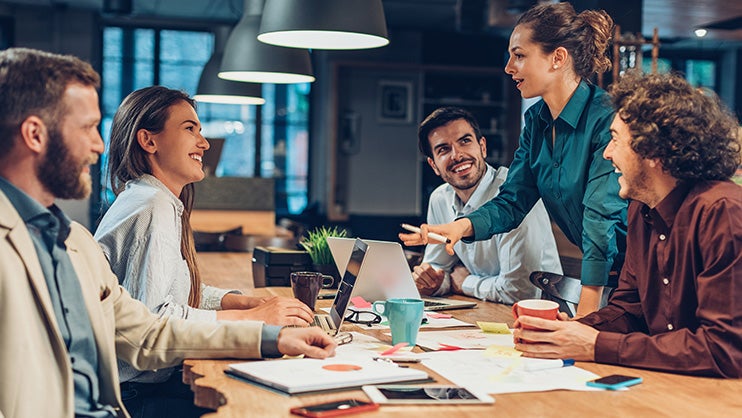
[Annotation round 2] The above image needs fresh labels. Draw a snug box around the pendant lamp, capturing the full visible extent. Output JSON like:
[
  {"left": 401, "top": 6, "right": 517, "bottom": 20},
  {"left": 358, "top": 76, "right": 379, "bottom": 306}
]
[
  {"left": 257, "top": 0, "right": 389, "bottom": 50},
  {"left": 219, "top": 0, "right": 315, "bottom": 84},
  {"left": 195, "top": 26, "right": 265, "bottom": 105}
]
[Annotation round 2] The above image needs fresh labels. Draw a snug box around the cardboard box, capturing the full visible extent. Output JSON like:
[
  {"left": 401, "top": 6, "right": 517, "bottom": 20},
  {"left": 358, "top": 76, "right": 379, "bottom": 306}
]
[{"left": 252, "top": 246, "right": 312, "bottom": 287}]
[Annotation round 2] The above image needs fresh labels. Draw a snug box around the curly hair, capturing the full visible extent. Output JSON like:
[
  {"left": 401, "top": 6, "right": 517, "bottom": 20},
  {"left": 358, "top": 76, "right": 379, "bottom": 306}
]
[
  {"left": 609, "top": 71, "right": 741, "bottom": 181},
  {"left": 517, "top": 2, "right": 613, "bottom": 79}
]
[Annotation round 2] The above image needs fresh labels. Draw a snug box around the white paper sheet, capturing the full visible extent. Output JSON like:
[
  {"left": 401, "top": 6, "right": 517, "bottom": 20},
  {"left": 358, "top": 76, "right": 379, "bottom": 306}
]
[
  {"left": 421, "top": 350, "right": 602, "bottom": 394},
  {"left": 413, "top": 329, "right": 515, "bottom": 350}
]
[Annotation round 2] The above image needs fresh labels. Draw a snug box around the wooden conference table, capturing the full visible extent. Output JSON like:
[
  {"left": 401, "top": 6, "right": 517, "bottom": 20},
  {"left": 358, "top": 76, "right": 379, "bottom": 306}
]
[{"left": 186, "top": 252, "right": 741, "bottom": 417}]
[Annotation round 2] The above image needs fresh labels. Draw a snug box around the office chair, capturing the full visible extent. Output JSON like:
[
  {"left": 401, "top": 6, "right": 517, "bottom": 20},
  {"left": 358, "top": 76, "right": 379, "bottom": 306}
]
[{"left": 529, "top": 271, "right": 614, "bottom": 318}]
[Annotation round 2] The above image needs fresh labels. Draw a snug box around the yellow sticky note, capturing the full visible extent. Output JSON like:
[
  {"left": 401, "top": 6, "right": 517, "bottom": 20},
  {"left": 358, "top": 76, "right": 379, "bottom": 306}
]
[
  {"left": 485, "top": 345, "right": 522, "bottom": 358},
  {"left": 477, "top": 321, "right": 511, "bottom": 334}
]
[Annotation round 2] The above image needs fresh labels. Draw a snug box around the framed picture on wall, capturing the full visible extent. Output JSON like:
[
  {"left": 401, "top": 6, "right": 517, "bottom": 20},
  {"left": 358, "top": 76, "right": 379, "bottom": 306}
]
[
  {"left": 377, "top": 80, "right": 413, "bottom": 124},
  {"left": 0, "top": 16, "right": 14, "bottom": 50}
]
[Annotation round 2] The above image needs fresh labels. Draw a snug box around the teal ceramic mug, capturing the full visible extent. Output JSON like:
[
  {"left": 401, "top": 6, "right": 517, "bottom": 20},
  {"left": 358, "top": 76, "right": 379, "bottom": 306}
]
[{"left": 372, "top": 298, "right": 425, "bottom": 345}]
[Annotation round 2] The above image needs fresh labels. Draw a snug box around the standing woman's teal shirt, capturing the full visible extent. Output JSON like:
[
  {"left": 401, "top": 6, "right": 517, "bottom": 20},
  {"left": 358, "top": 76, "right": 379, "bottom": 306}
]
[{"left": 466, "top": 80, "right": 627, "bottom": 287}]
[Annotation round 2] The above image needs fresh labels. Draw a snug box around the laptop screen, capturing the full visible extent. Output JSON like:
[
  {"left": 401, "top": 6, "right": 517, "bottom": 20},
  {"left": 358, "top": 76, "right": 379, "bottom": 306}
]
[{"left": 329, "top": 238, "right": 368, "bottom": 327}]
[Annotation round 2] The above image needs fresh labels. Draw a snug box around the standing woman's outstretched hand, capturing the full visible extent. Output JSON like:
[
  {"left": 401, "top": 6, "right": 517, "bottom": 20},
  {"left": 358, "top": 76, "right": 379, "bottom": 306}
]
[{"left": 398, "top": 218, "right": 474, "bottom": 256}]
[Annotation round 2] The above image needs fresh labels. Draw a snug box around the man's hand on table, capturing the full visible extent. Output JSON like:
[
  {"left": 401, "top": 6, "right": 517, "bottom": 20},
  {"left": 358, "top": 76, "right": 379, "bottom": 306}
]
[
  {"left": 513, "top": 314, "right": 598, "bottom": 361},
  {"left": 278, "top": 327, "right": 337, "bottom": 359},
  {"left": 450, "top": 264, "right": 470, "bottom": 295},
  {"left": 412, "top": 263, "right": 445, "bottom": 296}
]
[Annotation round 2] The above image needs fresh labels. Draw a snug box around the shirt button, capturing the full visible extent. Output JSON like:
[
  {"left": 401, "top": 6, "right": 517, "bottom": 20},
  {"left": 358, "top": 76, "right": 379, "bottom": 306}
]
[
  {"left": 554, "top": 193, "right": 561, "bottom": 199},
  {"left": 553, "top": 162, "right": 559, "bottom": 168},
  {"left": 662, "top": 278, "right": 669, "bottom": 285},
  {"left": 659, "top": 234, "right": 666, "bottom": 241},
  {"left": 667, "top": 324, "right": 674, "bottom": 330}
]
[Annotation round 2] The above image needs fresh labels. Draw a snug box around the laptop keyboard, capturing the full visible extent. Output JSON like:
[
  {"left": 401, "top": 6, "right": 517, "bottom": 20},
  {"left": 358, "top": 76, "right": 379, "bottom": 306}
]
[
  {"left": 312, "top": 316, "right": 323, "bottom": 327},
  {"left": 423, "top": 300, "right": 446, "bottom": 307},
  {"left": 313, "top": 314, "right": 335, "bottom": 333}
]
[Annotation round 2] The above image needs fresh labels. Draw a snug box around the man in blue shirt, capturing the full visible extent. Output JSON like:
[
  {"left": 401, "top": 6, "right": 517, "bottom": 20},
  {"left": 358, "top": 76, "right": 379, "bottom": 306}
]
[
  {"left": 0, "top": 47, "right": 336, "bottom": 418},
  {"left": 412, "top": 107, "right": 562, "bottom": 304}
]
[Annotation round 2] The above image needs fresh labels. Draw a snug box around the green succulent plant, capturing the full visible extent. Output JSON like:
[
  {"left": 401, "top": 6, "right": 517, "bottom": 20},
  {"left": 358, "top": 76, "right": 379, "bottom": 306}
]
[{"left": 299, "top": 226, "right": 348, "bottom": 265}]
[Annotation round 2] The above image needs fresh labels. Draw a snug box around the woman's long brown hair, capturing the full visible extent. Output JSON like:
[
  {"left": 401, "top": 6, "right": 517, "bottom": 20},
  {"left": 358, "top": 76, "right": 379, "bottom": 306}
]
[{"left": 107, "top": 86, "right": 202, "bottom": 307}]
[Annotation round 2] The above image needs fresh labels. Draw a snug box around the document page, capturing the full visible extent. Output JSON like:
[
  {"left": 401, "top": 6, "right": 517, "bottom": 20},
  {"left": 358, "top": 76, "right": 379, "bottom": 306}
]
[{"left": 421, "top": 349, "right": 602, "bottom": 394}]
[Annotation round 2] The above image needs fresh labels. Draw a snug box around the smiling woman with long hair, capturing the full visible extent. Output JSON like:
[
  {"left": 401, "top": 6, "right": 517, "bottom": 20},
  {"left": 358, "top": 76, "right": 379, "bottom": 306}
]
[{"left": 94, "top": 86, "right": 313, "bottom": 417}]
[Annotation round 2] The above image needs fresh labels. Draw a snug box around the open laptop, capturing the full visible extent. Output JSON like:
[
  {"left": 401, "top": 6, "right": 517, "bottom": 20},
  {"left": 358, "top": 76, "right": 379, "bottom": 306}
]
[
  {"left": 312, "top": 238, "right": 368, "bottom": 335},
  {"left": 327, "top": 237, "right": 477, "bottom": 311}
]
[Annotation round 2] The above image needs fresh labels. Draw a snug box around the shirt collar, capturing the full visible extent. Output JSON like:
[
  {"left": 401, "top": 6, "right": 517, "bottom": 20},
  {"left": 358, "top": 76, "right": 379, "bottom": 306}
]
[
  {"left": 538, "top": 79, "right": 592, "bottom": 129},
  {"left": 130, "top": 174, "right": 184, "bottom": 215},
  {"left": 640, "top": 182, "right": 692, "bottom": 233},
  {"left": 0, "top": 175, "right": 53, "bottom": 223},
  {"left": 0, "top": 175, "right": 72, "bottom": 242},
  {"left": 452, "top": 164, "right": 497, "bottom": 214}
]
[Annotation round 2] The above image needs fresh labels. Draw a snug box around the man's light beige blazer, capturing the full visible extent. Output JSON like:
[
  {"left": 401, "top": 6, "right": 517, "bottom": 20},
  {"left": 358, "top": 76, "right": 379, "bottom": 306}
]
[{"left": 0, "top": 189, "right": 264, "bottom": 418}]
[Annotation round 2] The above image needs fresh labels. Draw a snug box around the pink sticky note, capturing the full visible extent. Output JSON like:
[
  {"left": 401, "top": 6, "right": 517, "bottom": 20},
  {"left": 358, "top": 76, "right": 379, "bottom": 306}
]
[
  {"left": 350, "top": 296, "right": 372, "bottom": 308},
  {"left": 381, "top": 342, "right": 409, "bottom": 356},
  {"left": 427, "top": 312, "right": 452, "bottom": 319}
]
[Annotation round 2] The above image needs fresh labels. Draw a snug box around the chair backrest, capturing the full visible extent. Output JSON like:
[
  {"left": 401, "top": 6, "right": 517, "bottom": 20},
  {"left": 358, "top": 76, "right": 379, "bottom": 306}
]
[
  {"left": 530, "top": 272, "right": 581, "bottom": 317},
  {"left": 530, "top": 271, "right": 615, "bottom": 318}
]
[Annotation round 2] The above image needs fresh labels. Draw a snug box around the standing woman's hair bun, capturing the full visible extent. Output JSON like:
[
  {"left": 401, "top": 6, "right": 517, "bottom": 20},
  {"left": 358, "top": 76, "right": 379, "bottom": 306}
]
[
  {"left": 517, "top": 2, "right": 613, "bottom": 80},
  {"left": 578, "top": 9, "right": 613, "bottom": 76}
]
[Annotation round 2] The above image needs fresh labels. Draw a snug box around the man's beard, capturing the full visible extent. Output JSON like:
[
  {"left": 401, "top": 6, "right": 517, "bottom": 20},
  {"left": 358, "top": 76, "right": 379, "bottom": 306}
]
[
  {"left": 441, "top": 157, "right": 485, "bottom": 191},
  {"left": 37, "top": 128, "right": 94, "bottom": 200}
]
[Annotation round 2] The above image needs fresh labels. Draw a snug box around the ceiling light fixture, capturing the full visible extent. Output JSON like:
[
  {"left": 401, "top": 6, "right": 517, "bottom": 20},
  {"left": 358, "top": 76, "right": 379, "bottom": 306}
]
[
  {"left": 257, "top": 0, "right": 389, "bottom": 50},
  {"left": 195, "top": 26, "right": 265, "bottom": 105},
  {"left": 694, "top": 28, "right": 708, "bottom": 37},
  {"left": 219, "top": 0, "right": 315, "bottom": 84}
]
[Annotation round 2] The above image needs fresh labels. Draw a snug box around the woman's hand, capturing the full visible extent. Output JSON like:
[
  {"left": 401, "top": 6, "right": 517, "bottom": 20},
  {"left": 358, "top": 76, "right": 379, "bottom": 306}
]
[
  {"left": 398, "top": 218, "right": 473, "bottom": 256},
  {"left": 217, "top": 296, "right": 314, "bottom": 326}
]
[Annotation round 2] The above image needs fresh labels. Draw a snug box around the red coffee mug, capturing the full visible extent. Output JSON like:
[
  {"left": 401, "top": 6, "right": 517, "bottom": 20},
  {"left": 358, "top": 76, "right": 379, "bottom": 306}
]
[{"left": 512, "top": 299, "right": 559, "bottom": 331}]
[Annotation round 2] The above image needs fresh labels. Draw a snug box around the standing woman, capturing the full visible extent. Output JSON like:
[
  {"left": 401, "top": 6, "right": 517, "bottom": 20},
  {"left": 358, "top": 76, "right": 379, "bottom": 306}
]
[
  {"left": 401, "top": 2, "right": 627, "bottom": 316},
  {"left": 95, "top": 86, "right": 312, "bottom": 417}
]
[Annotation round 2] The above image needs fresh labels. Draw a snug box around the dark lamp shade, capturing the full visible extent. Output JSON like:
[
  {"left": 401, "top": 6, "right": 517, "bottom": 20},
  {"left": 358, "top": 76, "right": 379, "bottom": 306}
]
[
  {"left": 195, "top": 52, "right": 265, "bottom": 105},
  {"left": 219, "top": 14, "right": 315, "bottom": 84},
  {"left": 257, "top": 0, "right": 389, "bottom": 50}
]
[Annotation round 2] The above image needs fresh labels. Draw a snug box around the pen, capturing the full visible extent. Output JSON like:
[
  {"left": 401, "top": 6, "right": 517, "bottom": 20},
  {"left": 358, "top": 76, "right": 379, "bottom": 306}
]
[
  {"left": 400, "top": 223, "right": 451, "bottom": 244},
  {"left": 372, "top": 357, "right": 422, "bottom": 363},
  {"left": 523, "top": 358, "right": 575, "bottom": 372}
]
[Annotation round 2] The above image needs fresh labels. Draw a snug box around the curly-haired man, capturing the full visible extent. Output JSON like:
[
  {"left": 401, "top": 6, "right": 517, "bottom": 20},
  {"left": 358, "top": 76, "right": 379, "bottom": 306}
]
[{"left": 512, "top": 71, "right": 741, "bottom": 378}]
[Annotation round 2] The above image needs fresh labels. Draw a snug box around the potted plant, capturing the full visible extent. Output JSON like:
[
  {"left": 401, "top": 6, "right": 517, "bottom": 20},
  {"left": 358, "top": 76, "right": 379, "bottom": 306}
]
[{"left": 300, "top": 226, "right": 348, "bottom": 288}]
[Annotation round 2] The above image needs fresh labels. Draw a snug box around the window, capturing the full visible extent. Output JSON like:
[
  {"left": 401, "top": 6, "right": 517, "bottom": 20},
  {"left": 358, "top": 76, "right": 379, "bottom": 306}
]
[
  {"left": 98, "top": 25, "right": 310, "bottom": 219},
  {"left": 642, "top": 56, "right": 716, "bottom": 91}
]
